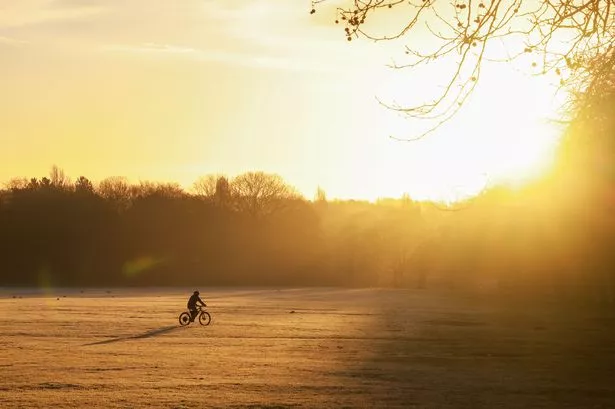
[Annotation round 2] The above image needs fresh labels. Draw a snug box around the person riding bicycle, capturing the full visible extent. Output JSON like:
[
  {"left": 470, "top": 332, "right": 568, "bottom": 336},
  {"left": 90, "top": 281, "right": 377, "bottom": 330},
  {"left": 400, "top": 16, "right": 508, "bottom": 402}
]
[{"left": 187, "top": 290, "right": 206, "bottom": 322}]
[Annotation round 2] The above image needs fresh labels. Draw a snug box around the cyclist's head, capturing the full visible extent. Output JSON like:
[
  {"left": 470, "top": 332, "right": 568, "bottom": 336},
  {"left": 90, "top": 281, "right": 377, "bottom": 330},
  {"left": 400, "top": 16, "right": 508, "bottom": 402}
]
[{"left": 193, "top": 290, "right": 199, "bottom": 295}]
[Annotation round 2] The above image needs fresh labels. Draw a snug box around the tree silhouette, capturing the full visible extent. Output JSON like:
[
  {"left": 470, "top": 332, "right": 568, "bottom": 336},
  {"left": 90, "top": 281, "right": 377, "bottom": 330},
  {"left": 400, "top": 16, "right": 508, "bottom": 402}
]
[
  {"left": 98, "top": 176, "right": 132, "bottom": 211},
  {"left": 74, "top": 176, "right": 95, "bottom": 195},
  {"left": 552, "top": 47, "right": 615, "bottom": 305},
  {"left": 214, "top": 176, "right": 232, "bottom": 208},
  {"left": 50, "top": 165, "right": 71, "bottom": 189},
  {"left": 1, "top": 163, "right": 615, "bottom": 304},
  {"left": 230, "top": 172, "right": 302, "bottom": 218},
  {"left": 314, "top": 186, "right": 328, "bottom": 203},
  {"left": 193, "top": 174, "right": 226, "bottom": 199}
]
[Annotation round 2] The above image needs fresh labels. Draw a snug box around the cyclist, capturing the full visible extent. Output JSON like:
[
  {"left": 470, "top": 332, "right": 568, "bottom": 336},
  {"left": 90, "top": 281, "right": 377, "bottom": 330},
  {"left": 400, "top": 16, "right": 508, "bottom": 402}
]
[{"left": 187, "top": 290, "right": 206, "bottom": 322}]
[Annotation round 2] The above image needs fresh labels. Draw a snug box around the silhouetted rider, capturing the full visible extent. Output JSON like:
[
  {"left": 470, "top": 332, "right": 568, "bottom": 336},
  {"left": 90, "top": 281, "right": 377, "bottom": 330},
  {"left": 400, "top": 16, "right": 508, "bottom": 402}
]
[{"left": 188, "top": 290, "right": 206, "bottom": 322}]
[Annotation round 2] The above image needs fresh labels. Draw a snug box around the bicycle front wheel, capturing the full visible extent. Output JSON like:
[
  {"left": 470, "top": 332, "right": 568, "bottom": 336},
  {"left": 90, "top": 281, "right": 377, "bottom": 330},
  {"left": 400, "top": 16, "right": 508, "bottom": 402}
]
[{"left": 199, "top": 311, "right": 211, "bottom": 326}]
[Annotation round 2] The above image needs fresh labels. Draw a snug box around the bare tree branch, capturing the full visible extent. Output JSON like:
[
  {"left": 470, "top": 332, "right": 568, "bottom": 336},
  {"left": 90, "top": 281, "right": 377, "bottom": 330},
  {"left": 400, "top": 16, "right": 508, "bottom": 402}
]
[{"left": 312, "top": 0, "right": 615, "bottom": 139}]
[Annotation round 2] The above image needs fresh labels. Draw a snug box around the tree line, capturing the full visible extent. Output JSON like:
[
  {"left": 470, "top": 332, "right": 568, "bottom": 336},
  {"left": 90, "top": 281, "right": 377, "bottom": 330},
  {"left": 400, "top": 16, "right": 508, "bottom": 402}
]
[{"left": 0, "top": 158, "right": 613, "bottom": 309}]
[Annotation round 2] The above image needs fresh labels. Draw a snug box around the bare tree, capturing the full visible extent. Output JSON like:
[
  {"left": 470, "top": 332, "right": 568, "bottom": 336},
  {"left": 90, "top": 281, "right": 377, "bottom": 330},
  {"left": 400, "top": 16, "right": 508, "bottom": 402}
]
[
  {"left": 98, "top": 176, "right": 132, "bottom": 210},
  {"left": 132, "top": 181, "right": 185, "bottom": 198},
  {"left": 74, "top": 176, "right": 95, "bottom": 195},
  {"left": 230, "top": 172, "right": 302, "bottom": 217},
  {"left": 193, "top": 174, "right": 227, "bottom": 199},
  {"left": 312, "top": 0, "right": 615, "bottom": 138},
  {"left": 3, "top": 178, "right": 29, "bottom": 191},
  {"left": 314, "top": 186, "right": 328, "bottom": 203},
  {"left": 49, "top": 165, "right": 71, "bottom": 190},
  {"left": 567, "top": 47, "right": 615, "bottom": 129}
]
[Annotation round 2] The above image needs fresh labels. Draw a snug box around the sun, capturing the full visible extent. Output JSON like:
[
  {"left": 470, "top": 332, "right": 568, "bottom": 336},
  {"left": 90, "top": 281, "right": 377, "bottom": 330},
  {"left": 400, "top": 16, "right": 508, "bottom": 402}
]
[{"left": 335, "top": 60, "right": 565, "bottom": 203}]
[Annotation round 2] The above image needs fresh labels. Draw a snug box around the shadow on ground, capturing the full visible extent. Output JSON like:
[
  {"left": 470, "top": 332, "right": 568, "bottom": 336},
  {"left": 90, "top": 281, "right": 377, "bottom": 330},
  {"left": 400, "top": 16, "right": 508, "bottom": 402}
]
[{"left": 84, "top": 325, "right": 181, "bottom": 346}]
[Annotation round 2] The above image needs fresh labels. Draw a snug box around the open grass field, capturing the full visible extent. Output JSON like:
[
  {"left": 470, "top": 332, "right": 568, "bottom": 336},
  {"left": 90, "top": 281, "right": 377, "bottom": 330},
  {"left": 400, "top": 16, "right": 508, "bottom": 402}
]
[{"left": 1, "top": 287, "right": 614, "bottom": 408}]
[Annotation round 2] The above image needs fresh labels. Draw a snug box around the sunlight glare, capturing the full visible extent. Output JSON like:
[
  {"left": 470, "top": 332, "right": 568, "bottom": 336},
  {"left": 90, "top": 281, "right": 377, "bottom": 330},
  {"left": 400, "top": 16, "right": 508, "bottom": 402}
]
[{"left": 348, "top": 59, "right": 565, "bottom": 202}]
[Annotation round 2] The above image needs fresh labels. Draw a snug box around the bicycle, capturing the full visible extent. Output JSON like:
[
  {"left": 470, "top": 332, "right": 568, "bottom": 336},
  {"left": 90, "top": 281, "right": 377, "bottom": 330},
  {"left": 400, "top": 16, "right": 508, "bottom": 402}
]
[{"left": 178, "top": 305, "right": 211, "bottom": 326}]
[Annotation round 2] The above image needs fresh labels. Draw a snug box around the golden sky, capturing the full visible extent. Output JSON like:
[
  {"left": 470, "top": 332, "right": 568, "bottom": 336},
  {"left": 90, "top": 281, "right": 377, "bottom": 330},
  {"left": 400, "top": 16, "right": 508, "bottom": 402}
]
[{"left": 0, "top": 0, "right": 566, "bottom": 201}]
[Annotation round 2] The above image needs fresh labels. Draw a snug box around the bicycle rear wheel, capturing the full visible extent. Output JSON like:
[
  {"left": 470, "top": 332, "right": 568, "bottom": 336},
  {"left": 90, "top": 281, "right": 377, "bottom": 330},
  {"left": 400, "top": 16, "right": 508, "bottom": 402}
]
[
  {"left": 198, "top": 311, "right": 211, "bottom": 326},
  {"left": 179, "top": 312, "right": 191, "bottom": 326}
]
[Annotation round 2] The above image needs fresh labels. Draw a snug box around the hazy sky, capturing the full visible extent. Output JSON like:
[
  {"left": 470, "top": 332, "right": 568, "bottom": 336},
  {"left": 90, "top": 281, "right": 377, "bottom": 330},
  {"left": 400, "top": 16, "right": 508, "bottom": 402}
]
[{"left": 0, "top": 0, "right": 565, "bottom": 201}]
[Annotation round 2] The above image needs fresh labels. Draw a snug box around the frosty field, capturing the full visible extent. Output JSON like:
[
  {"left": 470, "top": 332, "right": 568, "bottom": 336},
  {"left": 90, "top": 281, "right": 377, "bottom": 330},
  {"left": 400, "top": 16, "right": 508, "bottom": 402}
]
[{"left": 1, "top": 288, "right": 613, "bottom": 408}]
